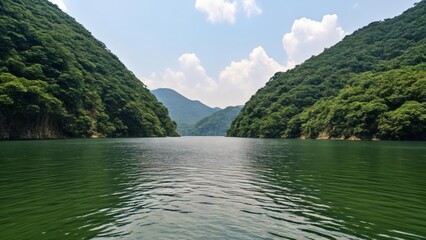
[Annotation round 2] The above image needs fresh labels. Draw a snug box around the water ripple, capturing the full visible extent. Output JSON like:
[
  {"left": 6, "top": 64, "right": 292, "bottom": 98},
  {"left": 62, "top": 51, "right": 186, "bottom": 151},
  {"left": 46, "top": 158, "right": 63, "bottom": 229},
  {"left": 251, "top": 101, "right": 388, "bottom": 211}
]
[{"left": 0, "top": 138, "right": 425, "bottom": 239}]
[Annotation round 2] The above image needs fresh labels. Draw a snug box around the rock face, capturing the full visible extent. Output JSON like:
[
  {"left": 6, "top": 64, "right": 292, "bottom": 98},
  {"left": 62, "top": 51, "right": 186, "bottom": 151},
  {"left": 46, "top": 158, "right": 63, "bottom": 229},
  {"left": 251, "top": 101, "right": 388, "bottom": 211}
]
[
  {"left": 0, "top": 0, "right": 177, "bottom": 139},
  {"left": 228, "top": 2, "right": 426, "bottom": 140}
]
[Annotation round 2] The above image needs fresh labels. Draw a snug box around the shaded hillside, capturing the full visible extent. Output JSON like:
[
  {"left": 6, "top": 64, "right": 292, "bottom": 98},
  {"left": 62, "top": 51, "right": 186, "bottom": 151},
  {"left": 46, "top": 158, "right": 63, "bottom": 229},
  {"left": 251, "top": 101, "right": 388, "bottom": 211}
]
[
  {"left": 152, "top": 88, "right": 220, "bottom": 135},
  {"left": 190, "top": 106, "right": 243, "bottom": 136},
  {"left": 228, "top": 1, "right": 426, "bottom": 140},
  {"left": 0, "top": 0, "right": 177, "bottom": 139}
]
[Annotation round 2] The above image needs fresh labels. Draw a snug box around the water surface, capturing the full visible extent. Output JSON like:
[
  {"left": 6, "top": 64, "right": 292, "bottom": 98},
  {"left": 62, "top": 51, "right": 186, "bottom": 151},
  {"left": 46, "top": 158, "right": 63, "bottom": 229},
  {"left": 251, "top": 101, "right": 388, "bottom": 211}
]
[{"left": 0, "top": 137, "right": 425, "bottom": 239}]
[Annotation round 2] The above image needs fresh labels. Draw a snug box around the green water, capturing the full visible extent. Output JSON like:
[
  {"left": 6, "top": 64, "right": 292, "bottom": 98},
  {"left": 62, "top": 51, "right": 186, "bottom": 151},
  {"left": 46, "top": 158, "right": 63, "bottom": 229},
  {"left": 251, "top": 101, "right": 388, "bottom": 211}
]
[{"left": 0, "top": 137, "right": 425, "bottom": 239}]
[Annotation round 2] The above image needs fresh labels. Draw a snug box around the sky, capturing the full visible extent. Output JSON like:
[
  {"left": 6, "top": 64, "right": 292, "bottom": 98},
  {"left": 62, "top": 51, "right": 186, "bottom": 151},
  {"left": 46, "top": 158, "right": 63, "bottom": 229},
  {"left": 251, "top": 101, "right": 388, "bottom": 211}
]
[{"left": 48, "top": 0, "right": 418, "bottom": 108}]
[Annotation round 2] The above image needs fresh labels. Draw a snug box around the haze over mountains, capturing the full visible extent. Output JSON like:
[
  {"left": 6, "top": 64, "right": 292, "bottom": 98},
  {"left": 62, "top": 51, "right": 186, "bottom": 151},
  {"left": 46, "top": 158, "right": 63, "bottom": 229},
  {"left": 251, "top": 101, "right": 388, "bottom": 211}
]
[
  {"left": 190, "top": 106, "right": 243, "bottom": 136},
  {"left": 151, "top": 88, "right": 219, "bottom": 135},
  {"left": 152, "top": 88, "right": 242, "bottom": 136},
  {"left": 0, "top": 0, "right": 424, "bottom": 141}
]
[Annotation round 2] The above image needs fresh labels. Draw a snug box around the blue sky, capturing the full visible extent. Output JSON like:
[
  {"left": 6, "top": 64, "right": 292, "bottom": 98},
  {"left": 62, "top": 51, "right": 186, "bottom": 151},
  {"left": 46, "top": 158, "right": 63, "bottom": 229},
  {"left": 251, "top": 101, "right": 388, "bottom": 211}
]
[{"left": 49, "top": 0, "right": 418, "bottom": 108}]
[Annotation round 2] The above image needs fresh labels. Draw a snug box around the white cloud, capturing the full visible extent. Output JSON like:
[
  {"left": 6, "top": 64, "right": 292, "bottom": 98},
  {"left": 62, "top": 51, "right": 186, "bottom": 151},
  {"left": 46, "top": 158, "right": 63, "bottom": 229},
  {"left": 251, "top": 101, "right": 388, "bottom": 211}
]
[
  {"left": 282, "top": 14, "right": 345, "bottom": 68},
  {"left": 195, "top": 0, "right": 237, "bottom": 23},
  {"left": 195, "top": 0, "right": 261, "bottom": 23},
  {"left": 217, "top": 46, "right": 286, "bottom": 106},
  {"left": 240, "top": 0, "right": 262, "bottom": 17},
  {"left": 145, "top": 14, "right": 346, "bottom": 107},
  {"left": 177, "top": 53, "right": 218, "bottom": 91},
  {"left": 142, "top": 53, "right": 218, "bottom": 106},
  {"left": 143, "top": 47, "right": 285, "bottom": 108},
  {"left": 48, "top": 0, "right": 67, "bottom": 12}
]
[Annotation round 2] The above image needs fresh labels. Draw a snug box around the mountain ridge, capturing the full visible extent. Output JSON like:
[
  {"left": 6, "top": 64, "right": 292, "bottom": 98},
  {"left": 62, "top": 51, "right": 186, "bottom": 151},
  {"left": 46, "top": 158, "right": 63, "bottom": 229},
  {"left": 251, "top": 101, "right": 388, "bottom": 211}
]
[
  {"left": 0, "top": 0, "right": 177, "bottom": 139},
  {"left": 190, "top": 105, "right": 243, "bottom": 136},
  {"left": 227, "top": 1, "right": 426, "bottom": 140},
  {"left": 151, "top": 88, "right": 220, "bottom": 135}
]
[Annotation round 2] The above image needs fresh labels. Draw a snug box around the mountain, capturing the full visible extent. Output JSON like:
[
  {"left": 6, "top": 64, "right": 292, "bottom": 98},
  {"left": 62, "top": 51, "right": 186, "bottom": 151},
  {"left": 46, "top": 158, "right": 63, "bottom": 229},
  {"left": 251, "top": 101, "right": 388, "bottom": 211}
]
[
  {"left": 228, "top": 2, "right": 426, "bottom": 140},
  {"left": 190, "top": 106, "right": 243, "bottom": 136},
  {"left": 0, "top": 0, "right": 178, "bottom": 139},
  {"left": 151, "top": 88, "right": 220, "bottom": 135}
]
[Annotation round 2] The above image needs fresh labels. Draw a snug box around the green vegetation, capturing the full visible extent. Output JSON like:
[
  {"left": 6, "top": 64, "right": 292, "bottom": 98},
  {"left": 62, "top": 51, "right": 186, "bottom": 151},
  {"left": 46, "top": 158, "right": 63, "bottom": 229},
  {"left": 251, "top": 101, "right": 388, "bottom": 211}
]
[
  {"left": 0, "top": 0, "right": 177, "bottom": 139},
  {"left": 228, "top": 1, "right": 426, "bottom": 140},
  {"left": 151, "top": 89, "right": 242, "bottom": 136},
  {"left": 152, "top": 88, "right": 219, "bottom": 135},
  {"left": 190, "top": 106, "right": 243, "bottom": 136}
]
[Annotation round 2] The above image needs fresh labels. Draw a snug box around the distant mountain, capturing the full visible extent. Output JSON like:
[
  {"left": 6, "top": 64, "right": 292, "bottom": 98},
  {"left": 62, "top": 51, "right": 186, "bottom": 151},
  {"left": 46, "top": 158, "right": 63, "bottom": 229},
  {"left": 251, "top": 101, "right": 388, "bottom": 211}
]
[
  {"left": 0, "top": 0, "right": 177, "bottom": 139},
  {"left": 190, "top": 106, "right": 243, "bottom": 136},
  {"left": 228, "top": 1, "right": 426, "bottom": 140},
  {"left": 152, "top": 88, "right": 220, "bottom": 135}
]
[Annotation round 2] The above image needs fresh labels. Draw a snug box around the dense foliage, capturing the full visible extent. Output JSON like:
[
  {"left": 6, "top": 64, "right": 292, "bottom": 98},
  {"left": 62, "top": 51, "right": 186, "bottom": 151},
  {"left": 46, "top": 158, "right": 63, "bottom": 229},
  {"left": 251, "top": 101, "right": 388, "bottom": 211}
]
[
  {"left": 0, "top": 0, "right": 177, "bottom": 139},
  {"left": 152, "top": 88, "right": 219, "bottom": 135},
  {"left": 190, "top": 106, "right": 243, "bottom": 136},
  {"left": 228, "top": 1, "right": 426, "bottom": 140}
]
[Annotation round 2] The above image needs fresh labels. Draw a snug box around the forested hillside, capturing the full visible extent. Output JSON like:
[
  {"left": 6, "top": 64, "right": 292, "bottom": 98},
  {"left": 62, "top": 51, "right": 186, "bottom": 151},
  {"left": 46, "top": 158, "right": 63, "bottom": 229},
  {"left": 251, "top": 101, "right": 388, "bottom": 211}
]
[
  {"left": 228, "top": 1, "right": 426, "bottom": 140},
  {"left": 0, "top": 0, "right": 177, "bottom": 139},
  {"left": 152, "top": 88, "right": 219, "bottom": 135},
  {"left": 190, "top": 106, "right": 243, "bottom": 136}
]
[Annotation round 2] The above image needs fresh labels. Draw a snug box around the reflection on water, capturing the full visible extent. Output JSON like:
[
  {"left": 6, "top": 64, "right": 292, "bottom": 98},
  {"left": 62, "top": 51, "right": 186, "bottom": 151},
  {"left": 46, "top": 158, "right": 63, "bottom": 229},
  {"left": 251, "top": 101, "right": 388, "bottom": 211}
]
[{"left": 0, "top": 137, "right": 425, "bottom": 239}]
